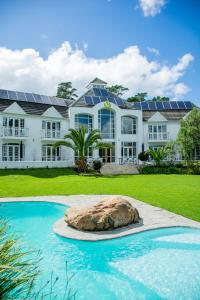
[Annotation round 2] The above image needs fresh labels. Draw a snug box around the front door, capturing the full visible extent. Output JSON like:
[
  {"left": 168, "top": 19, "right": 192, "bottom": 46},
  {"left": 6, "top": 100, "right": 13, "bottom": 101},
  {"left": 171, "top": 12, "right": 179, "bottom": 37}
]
[
  {"left": 8, "top": 145, "right": 20, "bottom": 161},
  {"left": 99, "top": 148, "right": 112, "bottom": 163}
]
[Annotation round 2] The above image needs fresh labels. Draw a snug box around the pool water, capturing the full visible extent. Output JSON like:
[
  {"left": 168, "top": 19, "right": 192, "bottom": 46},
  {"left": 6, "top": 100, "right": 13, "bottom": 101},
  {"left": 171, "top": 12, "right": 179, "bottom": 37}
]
[{"left": 1, "top": 201, "right": 200, "bottom": 300}]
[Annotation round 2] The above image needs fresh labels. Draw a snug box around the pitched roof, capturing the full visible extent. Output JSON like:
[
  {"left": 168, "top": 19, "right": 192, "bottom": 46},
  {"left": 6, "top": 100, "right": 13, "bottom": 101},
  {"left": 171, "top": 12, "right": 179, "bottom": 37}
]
[
  {"left": 71, "top": 86, "right": 128, "bottom": 108},
  {"left": 86, "top": 78, "right": 107, "bottom": 89},
  {"left": 0, "top": 88, "right": 72, "bottom": 107},
  {"left": 0, "top": 99, "right": 68, "bottom": 118},
  {"left": 142, "top": 110, "right": 190, "bottom": 121}
]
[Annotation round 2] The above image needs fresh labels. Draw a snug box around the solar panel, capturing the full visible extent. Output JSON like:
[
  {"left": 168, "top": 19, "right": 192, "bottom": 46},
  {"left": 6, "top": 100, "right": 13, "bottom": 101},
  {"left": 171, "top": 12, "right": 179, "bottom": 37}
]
[
  {"left": 25, "top": 93, "right": 35, "bottom": 103},
  {"left": 54, "top": 96, "right": 65, "bottom": 106},
  {"left": 7, "top": 90, "right": 18, "bottom": 101},
  {"left": 148, "top": 102, "right": 157, "bottom": 110},
  {"left": 133, "top": 102, "right": 141, "bottom": 110},
  {"left": 92, "top": 96, "right": 100, "bottom": 105},
  {"left": 177, "top": 101, "right": 186, "bottom": 109},
  {"left": 16, "top": 92, "right": 27, "bottom": 102},
  {"left": 116, "top": 98, "right": 124, "bottom": 106},
  {"left": 107, "top": 97, "right": 117, "bottom": 105},
  {"left": 85, "top": 96, "right": 94, "bottom": 105},
  {"left": 141, "top": 102, "right": 149, "bottom": 110},
  {"left": 32, "top": 93, "right": 43, "bottom": 103},
  {"left": 93, "top": 88, "right": 101, "bottom": 97},
  {"left": 155, "top": 102, "right": 164, "bottom": 110},
  {"left": 170, "top": 101, "right": 179, "bottom": 109},
  {"left": 100, "top": 89, "right": 109, "bottom": 97},
  {"left": 0, "top": 89, "right": 9, "bottom": 99},
  {"left": 184, "top": 101, "right": 194, "bottom": 109},
  {"left": 163, "top": 102, "right": 171, "bottom": 110}
]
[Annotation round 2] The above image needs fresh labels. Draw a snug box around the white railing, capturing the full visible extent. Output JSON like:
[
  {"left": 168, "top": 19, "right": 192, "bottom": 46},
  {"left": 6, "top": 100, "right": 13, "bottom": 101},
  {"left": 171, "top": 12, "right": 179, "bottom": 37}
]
[
  {"left": 2, "top": 157, "right": 24, "bottom": 162},
  {"left": 42, "top": 156, "right": 61, "bottom": 161},
  {"left": 41, "top": 129, "right": 64, "bottom": 139},
  {"left": 148, "top": 132, "right": 169, "bottom": 141},
  {"left": 1, "top": 127, "right": 29, "bottom": 138}
]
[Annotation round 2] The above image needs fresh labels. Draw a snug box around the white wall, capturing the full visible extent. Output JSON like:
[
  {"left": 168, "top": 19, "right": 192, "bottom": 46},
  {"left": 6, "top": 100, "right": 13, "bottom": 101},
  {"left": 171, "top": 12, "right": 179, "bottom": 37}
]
[
  {"left": 69, "top": 102, "right": 143, "bottom": 164},
  {"left": 0, "top": 105, "right": 72, "bottom": 168},
  {"left": 0, "top": 101, "right": 183, "bottom": 168}
]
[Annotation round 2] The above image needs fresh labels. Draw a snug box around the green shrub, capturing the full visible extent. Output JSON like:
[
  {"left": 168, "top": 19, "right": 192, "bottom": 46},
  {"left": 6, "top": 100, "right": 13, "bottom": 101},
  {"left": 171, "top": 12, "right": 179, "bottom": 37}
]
[
  {"left": 187, "top": 162, "right": 200, "bottom": 175},
  {"left": 138, "top": 151, "right": 149, "bottom": 162},
  {"left": 138, "top": 165, "right": 187, "bottom": 174},
  {"left": 93, "top": 160, "right": 102, "bottom": 171}
]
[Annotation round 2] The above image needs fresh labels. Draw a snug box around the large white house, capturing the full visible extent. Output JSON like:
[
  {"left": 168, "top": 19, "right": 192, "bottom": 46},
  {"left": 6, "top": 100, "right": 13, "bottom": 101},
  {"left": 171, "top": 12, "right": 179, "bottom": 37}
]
[{"left": 0, "top": 78, "right": 198, "bottom": 169}]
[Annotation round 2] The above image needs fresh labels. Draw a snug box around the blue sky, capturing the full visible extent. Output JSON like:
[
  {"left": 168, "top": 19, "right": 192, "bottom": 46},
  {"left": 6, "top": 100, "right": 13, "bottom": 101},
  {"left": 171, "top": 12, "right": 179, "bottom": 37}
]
[{"left": 0, "top": 0, "right": 199, "bottom": 103}]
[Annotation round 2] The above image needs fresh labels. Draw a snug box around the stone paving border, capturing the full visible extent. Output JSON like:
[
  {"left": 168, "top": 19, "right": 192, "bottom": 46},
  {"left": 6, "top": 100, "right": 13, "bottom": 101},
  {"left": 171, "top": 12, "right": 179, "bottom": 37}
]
[{"left": 0, "top": 195, "right": 200, "bottom": 241}]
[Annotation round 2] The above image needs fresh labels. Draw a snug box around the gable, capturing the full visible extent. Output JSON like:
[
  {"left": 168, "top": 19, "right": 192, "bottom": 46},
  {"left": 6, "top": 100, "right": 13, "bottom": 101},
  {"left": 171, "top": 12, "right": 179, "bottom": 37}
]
[
  {"left": 42, "top": 106, "right": 63, "bottom": 118},
  {"left": 148, "top": 112, "right": 167, "bottom": 122},
  {"left": 3, "top": 102, "right": 26, "bottom": 115}
]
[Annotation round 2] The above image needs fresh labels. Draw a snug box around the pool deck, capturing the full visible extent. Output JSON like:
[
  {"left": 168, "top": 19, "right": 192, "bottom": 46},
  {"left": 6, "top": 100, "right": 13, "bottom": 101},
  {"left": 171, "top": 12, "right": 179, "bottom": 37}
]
[{"left": 0, "top": 195, "right": 200, "bottom": 241}]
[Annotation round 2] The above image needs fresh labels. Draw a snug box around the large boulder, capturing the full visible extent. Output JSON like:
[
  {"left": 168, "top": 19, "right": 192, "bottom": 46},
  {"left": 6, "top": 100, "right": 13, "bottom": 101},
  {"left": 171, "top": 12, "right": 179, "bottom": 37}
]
[{"left": 65, "top": 197, "right": 140, "bottom": 231}]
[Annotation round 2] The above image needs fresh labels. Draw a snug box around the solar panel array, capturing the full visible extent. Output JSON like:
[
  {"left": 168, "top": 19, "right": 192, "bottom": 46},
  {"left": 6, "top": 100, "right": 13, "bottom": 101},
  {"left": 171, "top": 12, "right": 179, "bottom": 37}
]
[
  {"left": 83, "top": 88, "right": 126, "bottom": 107},
  {"left": 130, "top": 101, "right": 195, "bottom": 111},
  {"left": 0, "top": 89, "right": 67, "bottom": 107}
]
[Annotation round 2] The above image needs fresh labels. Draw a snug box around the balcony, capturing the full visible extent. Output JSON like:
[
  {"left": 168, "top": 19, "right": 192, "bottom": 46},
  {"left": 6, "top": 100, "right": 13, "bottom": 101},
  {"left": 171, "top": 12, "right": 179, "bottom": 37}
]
[
  {"left": 1, "top": 127, "right": 29, "bottom": 138},
  {"left": 148, "top": 132, "right": 170, "bottom": 141},
  {"left": 41, "top": 130, "right": 64, "bottom": 140},
  {"left": 42, "top": 156, "right": 61, "bottom": 161}
]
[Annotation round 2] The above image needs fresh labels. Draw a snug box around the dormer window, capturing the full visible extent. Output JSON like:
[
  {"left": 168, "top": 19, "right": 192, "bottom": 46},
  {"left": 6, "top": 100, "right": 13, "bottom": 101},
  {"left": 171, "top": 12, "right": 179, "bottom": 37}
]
[{"left": 86, "top": 78, "right": 107, "bottom": 90}]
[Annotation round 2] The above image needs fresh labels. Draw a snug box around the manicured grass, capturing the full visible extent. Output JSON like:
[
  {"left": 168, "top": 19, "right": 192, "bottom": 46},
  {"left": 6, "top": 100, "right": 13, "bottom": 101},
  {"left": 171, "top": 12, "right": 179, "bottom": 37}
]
[{"left": 0, "top": 168, "right": 200, "bottom": 222}]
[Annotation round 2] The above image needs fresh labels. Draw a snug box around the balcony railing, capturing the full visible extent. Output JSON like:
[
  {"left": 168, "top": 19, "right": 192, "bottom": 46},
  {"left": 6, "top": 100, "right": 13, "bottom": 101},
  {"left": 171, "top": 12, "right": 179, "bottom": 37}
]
[
  {"left": 41, "top": 129, "right": 64, "bottom": 139},
  {"left": 42, "top": 156, "right": 61, "bottom": 161},
  {"left": 148, "top": 132, "right": 169, "bottom": 141},
  {"left": 1, "top": 127, "right": 29, "bottom": 138}
]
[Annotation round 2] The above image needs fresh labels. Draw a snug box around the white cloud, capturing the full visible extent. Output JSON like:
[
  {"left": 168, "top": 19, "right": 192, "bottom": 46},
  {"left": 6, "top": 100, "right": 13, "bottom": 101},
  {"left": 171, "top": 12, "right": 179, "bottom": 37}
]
[
  {"left": 147, "top": 47, "right": 160, "bottom": 56},
  {"left": 0, "top": 42, "right": 193, "bottom": 99},
  {"left": 139, "top": 0, "right": 166, "bottom": 17}
]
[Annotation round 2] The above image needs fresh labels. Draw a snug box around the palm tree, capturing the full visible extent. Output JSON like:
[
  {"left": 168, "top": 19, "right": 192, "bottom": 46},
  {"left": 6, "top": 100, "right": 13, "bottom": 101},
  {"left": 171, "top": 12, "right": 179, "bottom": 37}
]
[
  {"left": 54, "top": 126, "right": 111, "bottom": 172},
  {"left": 148, "top": 147, "right": 167, "bottom": 166},
  {"left": 56, "top": 82, "right": 78, "bottom": 101}
]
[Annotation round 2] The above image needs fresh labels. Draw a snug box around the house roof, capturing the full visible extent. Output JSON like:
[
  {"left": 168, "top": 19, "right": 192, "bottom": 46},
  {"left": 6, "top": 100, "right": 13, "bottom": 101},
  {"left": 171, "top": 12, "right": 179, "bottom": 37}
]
[
  {"left": 0, "top": 88, "right": 72, "bottom": 107},
  {"left": 142, "top": 110, "right": 190, "bottom": 121},
  {"left": 71, "top": 86, "right": 129, "bottom": 108},
  {"left": 0, "top": 99, "right": 68, "bottom": 118},
  {"left": 86, "top": 78, "right": 107, "bottom": 88}
]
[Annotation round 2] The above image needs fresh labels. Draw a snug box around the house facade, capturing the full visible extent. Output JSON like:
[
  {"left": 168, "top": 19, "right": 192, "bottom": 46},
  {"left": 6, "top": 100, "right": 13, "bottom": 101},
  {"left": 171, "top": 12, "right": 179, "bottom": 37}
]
[{"left": 0, "top": 78, "right": 198, "bottom": 169}]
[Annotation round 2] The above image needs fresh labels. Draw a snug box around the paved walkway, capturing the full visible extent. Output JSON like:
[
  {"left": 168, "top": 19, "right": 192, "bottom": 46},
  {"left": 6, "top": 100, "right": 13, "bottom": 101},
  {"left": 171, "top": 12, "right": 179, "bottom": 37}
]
[{"left": 0, "top": 195, "right": 200, "bottom": 241}]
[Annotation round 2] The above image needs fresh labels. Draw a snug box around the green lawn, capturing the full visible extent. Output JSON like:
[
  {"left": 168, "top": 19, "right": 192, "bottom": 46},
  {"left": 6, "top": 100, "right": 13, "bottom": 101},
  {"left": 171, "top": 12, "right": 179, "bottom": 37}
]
[{"left": 0, "top": 168, "right": 199, "bottom": 222}]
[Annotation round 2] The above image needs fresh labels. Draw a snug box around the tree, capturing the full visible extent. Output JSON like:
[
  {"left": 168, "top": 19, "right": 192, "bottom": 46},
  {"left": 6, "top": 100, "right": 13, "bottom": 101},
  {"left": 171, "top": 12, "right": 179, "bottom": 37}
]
[
  {"left": 107, "top": 85, "right": 129, "bottom": 97},
  {"left": 152, "top": 96, "right": 170, "bottom": 101},
  {"left": 165, "top": 141, "right": 179, "bottom": 163},
  {"left": 54, "top": 126, "right": 111, "bottom": 172},
  {"left": 127, "top": 92, "right": 148, "bottom": 102},
  {"left": 56, "top": 82, "right": 78, "bottom": 101},
  {"left": 148, "top": 147, "right": 167, "bottom": 166},
  {"left": 177, "top": 108, "right": 200, "bottom": 163}
]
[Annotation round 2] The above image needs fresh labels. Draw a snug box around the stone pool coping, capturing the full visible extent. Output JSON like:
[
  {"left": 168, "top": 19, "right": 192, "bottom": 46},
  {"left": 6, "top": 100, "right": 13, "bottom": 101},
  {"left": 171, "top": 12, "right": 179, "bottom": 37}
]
[{"left": 0, "top": 195, "right": 200, "bottom": 241}]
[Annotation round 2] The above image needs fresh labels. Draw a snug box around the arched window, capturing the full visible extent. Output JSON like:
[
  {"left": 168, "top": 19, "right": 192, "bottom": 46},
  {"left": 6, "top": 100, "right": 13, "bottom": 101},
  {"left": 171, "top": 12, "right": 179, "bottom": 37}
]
[
  {"left": 75, "top": 114, "right": 93, "bottom": 133},
  {"left": 121, "top": 116, "right": 136, "bottom": 134},
  {"left": 98, "top": 109, "right": 115, "bottom": 139}
]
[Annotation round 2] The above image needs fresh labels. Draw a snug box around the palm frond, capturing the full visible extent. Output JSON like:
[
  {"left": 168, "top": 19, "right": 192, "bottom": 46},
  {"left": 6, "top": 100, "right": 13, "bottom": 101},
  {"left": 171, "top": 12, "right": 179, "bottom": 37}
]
[{"left": 53, "top": 141, "right": 75, "bottom": 151}]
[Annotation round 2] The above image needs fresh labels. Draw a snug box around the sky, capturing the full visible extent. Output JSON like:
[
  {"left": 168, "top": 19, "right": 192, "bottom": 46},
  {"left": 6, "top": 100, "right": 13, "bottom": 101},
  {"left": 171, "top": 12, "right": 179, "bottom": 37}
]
[{"left": 0, "top": 0, "right": 199, "bottom": 103}]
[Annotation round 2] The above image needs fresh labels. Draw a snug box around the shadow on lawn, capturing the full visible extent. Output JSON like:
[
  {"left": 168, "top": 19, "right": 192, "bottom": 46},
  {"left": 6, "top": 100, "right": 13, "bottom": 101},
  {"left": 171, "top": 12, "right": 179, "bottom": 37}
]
[
  {"left": 0, "top": 168, "right": 136, "bottom": 179},
  {"left": 0, "top": 168, "right": 77, "bottom": 178}
]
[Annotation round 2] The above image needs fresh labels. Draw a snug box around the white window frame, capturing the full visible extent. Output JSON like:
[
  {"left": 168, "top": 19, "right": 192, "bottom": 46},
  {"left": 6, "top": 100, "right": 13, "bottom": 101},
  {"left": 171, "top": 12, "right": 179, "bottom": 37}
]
[
  {"left": 121, "top": 116, "right": 137, "bottom": 134},
  {"left": 98, "top": 109, "right": 115, "bottom": 139},
  {"left": 74, "top": 114, "right": 93, "bottom": 133}
]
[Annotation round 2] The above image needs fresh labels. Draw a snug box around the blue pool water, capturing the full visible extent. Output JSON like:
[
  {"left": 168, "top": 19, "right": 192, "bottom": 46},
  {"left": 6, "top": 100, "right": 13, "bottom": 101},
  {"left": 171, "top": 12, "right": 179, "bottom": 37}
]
[{"left": 1, "top": 201, "right": 200, "bottom": 300}]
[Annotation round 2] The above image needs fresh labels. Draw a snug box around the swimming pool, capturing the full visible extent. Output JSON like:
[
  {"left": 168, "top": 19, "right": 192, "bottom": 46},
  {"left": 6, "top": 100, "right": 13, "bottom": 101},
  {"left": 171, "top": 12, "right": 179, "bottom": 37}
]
[{"left": 1, "top": 201, "right": 200, "bottom": 300}]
